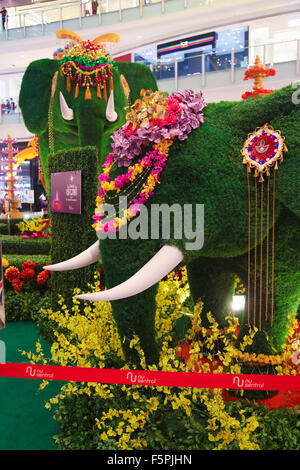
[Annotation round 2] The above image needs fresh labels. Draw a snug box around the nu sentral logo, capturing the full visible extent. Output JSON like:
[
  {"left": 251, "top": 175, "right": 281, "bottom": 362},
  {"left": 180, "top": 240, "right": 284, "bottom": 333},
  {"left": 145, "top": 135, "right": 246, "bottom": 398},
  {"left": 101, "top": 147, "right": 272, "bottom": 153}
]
[
  {"left": 25, "top": 366, "right": 54, "bottom": 380},
  {"left": 126, "top": 371, "right": 156, "bottom": 385},
  {"left": 98, "top": 197, "right": 204, "bottom": 251},
  {"left": 233, "top": 376, "right": 264, "bottom": 389}
]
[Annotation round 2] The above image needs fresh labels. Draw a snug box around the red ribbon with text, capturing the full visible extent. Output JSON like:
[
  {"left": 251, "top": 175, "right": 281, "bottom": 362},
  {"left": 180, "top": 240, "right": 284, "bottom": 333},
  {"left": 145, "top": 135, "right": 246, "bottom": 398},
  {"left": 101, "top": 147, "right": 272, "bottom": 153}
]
[{"left": 0, "top": 363, "right": 299, "bottom": 391}]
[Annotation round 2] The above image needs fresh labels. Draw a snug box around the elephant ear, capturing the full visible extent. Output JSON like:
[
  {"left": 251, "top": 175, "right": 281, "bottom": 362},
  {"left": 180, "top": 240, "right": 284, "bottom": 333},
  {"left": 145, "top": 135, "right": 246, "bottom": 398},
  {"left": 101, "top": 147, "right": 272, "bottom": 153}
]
[
  {"left": 116, "top": 62, "right": 158, "bottom": 103},
  {"left": 19, "top": 58, "right": 59, "bottom": 134}
]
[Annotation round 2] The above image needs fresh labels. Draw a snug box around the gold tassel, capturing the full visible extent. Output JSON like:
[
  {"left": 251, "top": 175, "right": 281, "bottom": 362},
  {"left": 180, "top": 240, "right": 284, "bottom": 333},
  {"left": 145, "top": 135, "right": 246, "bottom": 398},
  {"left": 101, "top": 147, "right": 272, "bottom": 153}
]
[
  {"left": 103, "top": 84, "right": 107, "bottom": 102},
  {"left": 74, "top": 83, "right": 79, "bottom": 99},
  {"left": 85, "top": 85, "right": 92, "bottom": 100},
  {"left": 110, "top": 76, "right": 113, "bottom": 92},
  {"left": 274, "top": 160, "right": 278, "bottom": 170},
  {"left": 67, "top": 75, "right": 71, "bottom": 93},
  {"left": 97, "top": 84, "right": 102, "bottom": 99},
  {"left": 60, "top": 66, "right": 64, "bottom": 77},
  {"left": 259, "top": 172, "right": 264, "bottom": 183}
]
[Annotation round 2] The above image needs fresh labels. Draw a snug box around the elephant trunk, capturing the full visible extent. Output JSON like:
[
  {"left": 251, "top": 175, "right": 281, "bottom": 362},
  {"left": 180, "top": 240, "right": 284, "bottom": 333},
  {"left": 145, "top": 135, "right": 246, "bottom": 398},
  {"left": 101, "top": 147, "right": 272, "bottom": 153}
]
[{"left": 76, "top": 244, "right": 184, "bottom": 302}]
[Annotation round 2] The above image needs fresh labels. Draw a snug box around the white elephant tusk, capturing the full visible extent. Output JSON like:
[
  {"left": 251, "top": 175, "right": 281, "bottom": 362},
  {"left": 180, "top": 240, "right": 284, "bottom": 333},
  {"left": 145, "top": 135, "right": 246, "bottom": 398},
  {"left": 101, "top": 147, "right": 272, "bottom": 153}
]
[
  {"left": 76, "top": 244, "right": 184, "bottom": 302},
  {"left": 43, "top": 240, "right": 100, "bottom": 271},
  {"left": 105, "top": 90, "right": 118, "bottom": 122},
  {"left": 59, "top": 91, "right": 74, "bottom": 120}
]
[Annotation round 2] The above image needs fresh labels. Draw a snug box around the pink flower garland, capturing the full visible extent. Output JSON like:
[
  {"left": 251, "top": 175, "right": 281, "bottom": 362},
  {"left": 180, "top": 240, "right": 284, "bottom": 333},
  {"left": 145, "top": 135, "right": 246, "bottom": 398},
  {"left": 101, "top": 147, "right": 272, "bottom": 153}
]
[{"left": 93, "top": 144, "right": 169, "bottom": 233}]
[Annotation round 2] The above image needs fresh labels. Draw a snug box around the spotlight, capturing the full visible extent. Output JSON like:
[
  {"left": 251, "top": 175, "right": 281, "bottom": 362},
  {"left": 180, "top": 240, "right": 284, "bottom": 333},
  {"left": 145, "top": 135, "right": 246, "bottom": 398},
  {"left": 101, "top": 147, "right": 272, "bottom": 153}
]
[{"left": 231, "top": 295, "right": 245, "bottom": 312}]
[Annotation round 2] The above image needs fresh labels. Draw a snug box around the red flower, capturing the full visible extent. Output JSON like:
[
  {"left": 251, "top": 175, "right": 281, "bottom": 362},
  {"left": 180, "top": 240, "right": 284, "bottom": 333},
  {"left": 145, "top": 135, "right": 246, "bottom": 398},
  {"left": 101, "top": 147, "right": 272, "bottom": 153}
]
[
  {"left": 21, "top": 268, "right": 35, "bottom": 280},
  {"left": 166, "top": 97, "right": 181, "bottom": 114},
  {"left": 37, "top": 271, "right": 49, "bottom": 285},
  {"left": 44, "top": 264, "right": 52, "bottom": 274},
  {"left": 22, "top": 261, "right": 36, "bottom": 270},
  {"left": 161, "top": 114, "right": 177, "bottom": 126},
  {"left": 5, "top": 266, "right": 20, "bottom": 282},
  {"left": 12, "top": 279, "right": 23, "bottom": 292}
]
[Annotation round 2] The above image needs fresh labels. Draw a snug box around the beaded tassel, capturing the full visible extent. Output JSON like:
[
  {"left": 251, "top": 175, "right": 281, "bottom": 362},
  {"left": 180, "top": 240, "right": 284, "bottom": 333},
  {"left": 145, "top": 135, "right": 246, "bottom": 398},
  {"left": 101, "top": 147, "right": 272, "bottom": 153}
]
[{"left": 85, "top": 85, "right": 92, "bottom": 100}]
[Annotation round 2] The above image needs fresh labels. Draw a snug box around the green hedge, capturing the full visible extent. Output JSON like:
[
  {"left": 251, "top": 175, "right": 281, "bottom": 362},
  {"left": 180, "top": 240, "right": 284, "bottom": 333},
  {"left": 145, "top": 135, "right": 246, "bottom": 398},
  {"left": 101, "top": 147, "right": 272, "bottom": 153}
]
[
  {"left": 4, "top": 290, "right": 51, "bottom": 322},
  {"left": 48, "top": 146, "right": 100, "bottom": 311},
  {"left": 0, "top": 218, "right": 24, "bottom": 235},
  {"left": 1, "top": 235, "right": 50, "bottom": 255},
  {"left": 52, "top": 391, "right": 300, "bottom": 450},
  {"left": 5, "top": 254, "right": 50, "bottom": 271}
]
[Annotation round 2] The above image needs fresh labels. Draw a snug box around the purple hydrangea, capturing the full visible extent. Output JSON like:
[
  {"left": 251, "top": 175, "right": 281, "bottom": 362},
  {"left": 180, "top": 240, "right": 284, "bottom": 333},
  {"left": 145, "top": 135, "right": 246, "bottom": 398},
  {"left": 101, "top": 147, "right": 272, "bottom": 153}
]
[{"left": 111, "top": 89, "right": 206, "bottom": 167}]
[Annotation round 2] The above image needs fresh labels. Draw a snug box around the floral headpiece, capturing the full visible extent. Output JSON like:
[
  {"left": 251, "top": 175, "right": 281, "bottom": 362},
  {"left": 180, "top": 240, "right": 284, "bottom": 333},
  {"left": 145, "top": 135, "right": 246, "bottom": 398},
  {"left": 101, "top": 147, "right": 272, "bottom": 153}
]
[{"left": 56, "top": 29, "right": 120, "bottom": 100}]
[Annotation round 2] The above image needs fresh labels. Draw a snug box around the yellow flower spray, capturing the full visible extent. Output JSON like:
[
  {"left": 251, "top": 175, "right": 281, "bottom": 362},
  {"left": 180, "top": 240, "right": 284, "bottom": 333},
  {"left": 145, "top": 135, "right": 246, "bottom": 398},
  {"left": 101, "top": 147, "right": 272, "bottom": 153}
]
[{"left": 22, "top": 268, "right": 298, "bottom": 450}]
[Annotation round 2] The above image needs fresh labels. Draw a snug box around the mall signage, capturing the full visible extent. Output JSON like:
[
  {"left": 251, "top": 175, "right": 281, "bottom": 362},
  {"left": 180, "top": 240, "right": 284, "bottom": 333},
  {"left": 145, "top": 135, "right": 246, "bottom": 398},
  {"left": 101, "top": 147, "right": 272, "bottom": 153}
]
[
  {"left": 157, "top": 32, "right": 216, "bottom": 57},
  {"left": 51, "top": 170, "right": 81, "bottom": 215}
]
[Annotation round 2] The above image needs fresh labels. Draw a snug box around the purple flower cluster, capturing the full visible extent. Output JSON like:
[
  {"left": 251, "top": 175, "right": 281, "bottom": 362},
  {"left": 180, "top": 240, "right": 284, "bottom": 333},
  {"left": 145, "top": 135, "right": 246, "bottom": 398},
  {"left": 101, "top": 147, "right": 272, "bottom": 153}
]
[{"left": 111, "top": 89, "right": 206, "bottom": 167}]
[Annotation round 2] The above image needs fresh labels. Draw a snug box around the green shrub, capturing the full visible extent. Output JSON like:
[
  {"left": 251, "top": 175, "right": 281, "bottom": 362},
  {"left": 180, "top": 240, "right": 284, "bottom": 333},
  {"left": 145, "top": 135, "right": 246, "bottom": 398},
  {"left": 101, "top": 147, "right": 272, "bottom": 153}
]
[
  {"left": 4, "top": 290, "right": 51, "bottom": 322},
  {"left": 48, "top": 146, "right": 100, "bottom": 311},
  {"left": 0, "top": 218, "right": 24, "bottom": 235},
  {"left": 0, "top": 222, "right": 7, "bottom": 234},
  {"left": 5, "top": 254, "right": 50, "bottom": 272},
  {"left": 52, "top": 391, "right": 300, "bottom": 450},
  {"left": 1, "top": 235, "right": 50, "bottom": 255}
]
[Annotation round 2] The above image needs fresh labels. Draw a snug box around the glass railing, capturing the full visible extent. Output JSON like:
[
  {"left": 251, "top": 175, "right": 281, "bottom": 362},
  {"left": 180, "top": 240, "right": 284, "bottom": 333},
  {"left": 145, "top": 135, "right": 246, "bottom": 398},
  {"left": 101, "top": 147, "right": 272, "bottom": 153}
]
[
  {"left": 140, "top": 39, "right": 300, "bottom": 85},
  {"left": 0, "top": 0, "right": 228, "bottom": 40},
  {"left": 1, "top": 38, "right": 299, "bottom": 126}
]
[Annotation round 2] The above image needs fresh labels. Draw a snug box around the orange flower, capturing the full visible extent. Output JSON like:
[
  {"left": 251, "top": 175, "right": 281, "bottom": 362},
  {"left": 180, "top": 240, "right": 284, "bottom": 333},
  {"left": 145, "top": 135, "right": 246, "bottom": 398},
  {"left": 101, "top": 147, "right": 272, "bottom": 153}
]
[
  {"left": 22, "top": 261, "right": 36, "bottom": 270},
  {"left": 21, "top": 268, "right": 35, "bottom": 280},
  {"left": 37, "top": 271, "right": 49, "bottom": 285},
  {"left": 12, "top": 278, "right": 23, "bottom": 292},
  {"left": 5, "top": 266, "right": 20, "bottom": 282}
]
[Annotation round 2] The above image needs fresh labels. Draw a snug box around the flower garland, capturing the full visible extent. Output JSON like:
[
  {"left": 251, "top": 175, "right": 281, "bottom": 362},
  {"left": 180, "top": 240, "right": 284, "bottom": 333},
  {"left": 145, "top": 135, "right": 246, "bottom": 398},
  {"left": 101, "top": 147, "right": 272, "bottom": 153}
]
[{"left": 93, "top": 89, "right": 206, "bottom": 234}]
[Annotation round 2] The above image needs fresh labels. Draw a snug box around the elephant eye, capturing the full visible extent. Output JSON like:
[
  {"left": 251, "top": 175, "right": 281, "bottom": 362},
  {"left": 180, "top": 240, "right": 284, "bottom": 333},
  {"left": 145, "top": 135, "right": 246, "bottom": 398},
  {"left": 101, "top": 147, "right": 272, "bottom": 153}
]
[{"left": 59, "top": 92, "right": 74, "bottom": 120}]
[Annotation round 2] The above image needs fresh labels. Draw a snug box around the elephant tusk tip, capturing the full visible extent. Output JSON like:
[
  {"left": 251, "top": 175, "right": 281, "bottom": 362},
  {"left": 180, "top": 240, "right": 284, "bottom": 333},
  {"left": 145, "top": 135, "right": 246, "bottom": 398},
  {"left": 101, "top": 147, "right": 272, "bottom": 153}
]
[
  {"left": 76, "top": 293, "right": 93, "bottom": 301},
  {"left": 43, "top": 265, "right": 52, "bottom": 270}
]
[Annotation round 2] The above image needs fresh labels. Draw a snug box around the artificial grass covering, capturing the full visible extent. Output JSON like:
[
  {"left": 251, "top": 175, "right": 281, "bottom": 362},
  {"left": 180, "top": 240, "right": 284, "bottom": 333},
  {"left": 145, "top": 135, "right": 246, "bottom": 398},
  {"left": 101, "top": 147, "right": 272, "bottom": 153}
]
[
  {"left": 0, "top": 321, "right": 64, "bottom": 450},
  {"left": 48, "top": 146, "right": 100, "bottom": 312},
  {"left": 99, "top": 85, "right": 300, "bottom": 364}
]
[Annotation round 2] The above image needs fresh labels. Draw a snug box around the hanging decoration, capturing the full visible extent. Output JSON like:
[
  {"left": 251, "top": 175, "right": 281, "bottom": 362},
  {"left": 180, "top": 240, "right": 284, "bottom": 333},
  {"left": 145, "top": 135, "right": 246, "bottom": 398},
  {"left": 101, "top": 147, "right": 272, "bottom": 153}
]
[
  {"left": 241, "top": 124, "right": 287, "bottom": 330},
  {"left": 0, "top": 135, "right": 24, "bottom": 219},
  {"left": 55, "top": 29, "right": 120, "bottom": 101},
  {"left": 242, "top": 56, "right": 276, "bottom": 100},
  {"left": 93, "top": 89, "right": 206, "bottom": 234}
]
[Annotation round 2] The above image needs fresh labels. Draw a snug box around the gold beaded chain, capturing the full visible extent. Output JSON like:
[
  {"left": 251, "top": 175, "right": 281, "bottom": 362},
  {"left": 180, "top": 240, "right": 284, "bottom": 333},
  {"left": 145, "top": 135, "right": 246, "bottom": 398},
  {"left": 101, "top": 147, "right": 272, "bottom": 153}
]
[
  {"left": 105, "top": 168, "right": 152, "bottom": 219},
  {"left": 101, "top": 171, "right": 153, "bottom": 221},
  {"left": 104, "top": 166, "right": 151, "bottom": 203},
  {"left": 48, "top": 95, "right": 55, "bottom": 153}
]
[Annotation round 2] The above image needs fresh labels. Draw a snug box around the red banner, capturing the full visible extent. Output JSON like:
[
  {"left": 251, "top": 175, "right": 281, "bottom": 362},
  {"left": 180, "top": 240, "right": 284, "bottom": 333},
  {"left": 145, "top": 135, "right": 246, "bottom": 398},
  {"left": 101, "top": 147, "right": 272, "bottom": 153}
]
[{"left": 0, "top": 363, "right": 299, "bottom": 391}]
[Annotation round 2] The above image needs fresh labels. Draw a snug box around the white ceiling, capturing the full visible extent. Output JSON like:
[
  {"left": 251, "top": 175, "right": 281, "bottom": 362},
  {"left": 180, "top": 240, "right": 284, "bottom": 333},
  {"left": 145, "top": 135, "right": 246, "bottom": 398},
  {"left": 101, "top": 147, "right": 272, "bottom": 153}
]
[{"left": 0, "top": 0, "right": 299, "bottom": 73}]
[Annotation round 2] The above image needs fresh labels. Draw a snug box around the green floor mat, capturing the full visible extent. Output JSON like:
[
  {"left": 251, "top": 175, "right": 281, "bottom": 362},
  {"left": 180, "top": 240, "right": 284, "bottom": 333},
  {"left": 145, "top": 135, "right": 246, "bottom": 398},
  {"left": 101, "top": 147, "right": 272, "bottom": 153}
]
[{"left": 0, "top": 322, "right": 64, "bottom": 450}]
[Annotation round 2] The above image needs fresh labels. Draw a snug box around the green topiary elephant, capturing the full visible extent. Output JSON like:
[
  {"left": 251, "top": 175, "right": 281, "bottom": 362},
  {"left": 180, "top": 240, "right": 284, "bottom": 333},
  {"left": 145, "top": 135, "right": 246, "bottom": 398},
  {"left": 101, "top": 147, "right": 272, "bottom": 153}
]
[
  {"left": 19, "top": 42, "right": 157, "bottom": 195},
  {"left": 43, "top": 77, "right": 299, "bottom": 366}
]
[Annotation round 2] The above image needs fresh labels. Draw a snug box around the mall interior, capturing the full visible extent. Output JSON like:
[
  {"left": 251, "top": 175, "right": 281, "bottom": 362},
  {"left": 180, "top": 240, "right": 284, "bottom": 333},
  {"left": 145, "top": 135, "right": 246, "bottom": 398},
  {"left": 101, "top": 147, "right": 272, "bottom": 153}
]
[{"left": 0, "top": 0, "right": 299, "bottom": 215}]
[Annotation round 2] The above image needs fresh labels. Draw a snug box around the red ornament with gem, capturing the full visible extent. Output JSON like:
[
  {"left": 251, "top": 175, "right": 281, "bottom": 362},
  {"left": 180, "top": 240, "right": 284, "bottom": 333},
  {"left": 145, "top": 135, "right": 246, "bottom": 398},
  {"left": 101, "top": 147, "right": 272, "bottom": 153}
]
[{"left": 241, "top": 124, "right": 287, "bottom": 181}]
